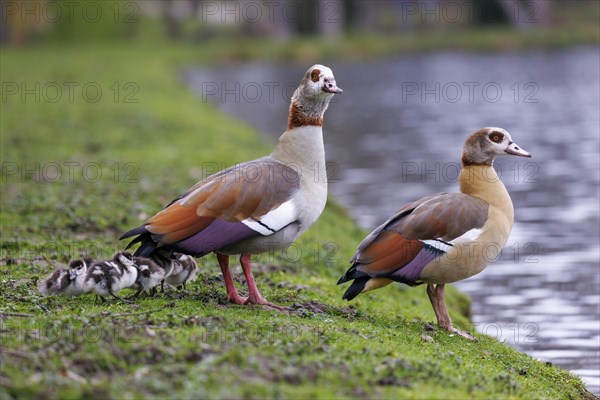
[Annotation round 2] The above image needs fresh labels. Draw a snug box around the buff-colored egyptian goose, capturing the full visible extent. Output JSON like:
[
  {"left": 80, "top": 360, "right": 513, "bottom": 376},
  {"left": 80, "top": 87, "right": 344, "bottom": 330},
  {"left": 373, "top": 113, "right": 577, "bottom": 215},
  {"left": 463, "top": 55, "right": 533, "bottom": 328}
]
[
  {"left": 121, "top": 64, "right": 342, "bottom": 308},
  {"left": 338, "top": 128, "right": 531, "bottom": 340}
]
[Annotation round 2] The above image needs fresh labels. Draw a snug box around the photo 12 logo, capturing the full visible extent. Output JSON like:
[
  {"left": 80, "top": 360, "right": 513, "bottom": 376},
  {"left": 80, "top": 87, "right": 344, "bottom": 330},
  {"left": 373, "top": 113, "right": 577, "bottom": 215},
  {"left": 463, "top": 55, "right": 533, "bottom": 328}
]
[
  {"left": 198, "top": 1, "right": 341, "bottom": 24},
  {"left": 2, "top": 1, "right": 139, "bottom": 24},
  {"left": 400, "top": 161, "right": 539, "bottom": 184},
  {"left": 0, "top": 320, "right": 140, "bottom": 345},
  {"left": 401, "top": 82, "right": 540, "bottom": 104},
  {"left": 1, "top": 162, "right": 138, "bottom": 183},
  {"left": 470, "top": 322, "right": 539, "bottom": 344},
  {"left": 1, "top": 82, "right": 139, "bottom": 104},
  {"left": 397, "top": 1, "right": 541, "bottom": 25}
]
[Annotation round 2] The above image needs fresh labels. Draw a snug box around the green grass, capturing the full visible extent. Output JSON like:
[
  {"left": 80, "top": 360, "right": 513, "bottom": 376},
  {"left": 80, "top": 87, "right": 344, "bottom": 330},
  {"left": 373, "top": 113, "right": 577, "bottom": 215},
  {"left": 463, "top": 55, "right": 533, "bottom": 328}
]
[{"left": 0, "top": 42, "right": 595, "bottom": 399}]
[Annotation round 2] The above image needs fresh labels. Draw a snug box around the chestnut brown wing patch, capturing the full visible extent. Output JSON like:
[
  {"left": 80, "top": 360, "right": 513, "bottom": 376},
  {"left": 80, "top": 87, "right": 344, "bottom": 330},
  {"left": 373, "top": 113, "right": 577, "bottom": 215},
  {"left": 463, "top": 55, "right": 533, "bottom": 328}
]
[
  {"left": 144, "top": 157, "right": 300, "bottom": 245},
  {"left": 353, "top": 231, "right": 424, "bottom": 275},
  {"left": 347, "top": 193, "right": 489, "bottom": 280}
]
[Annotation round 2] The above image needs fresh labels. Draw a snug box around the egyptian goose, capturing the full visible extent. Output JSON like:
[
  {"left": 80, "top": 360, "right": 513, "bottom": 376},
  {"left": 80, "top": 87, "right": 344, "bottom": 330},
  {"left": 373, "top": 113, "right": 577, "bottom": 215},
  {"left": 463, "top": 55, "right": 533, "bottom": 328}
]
[
  {"left": 338, "top": 128, "right": 531, "bottom": 340},
  {"left": 144, "top": 249, "right": 197, "bottom": 292},
  {"left": 121, "top": 64, "right": 342, "bottom": 307},
  {"left": 163, "top": 254, "right": 198, "bottom": 290},
  {"left": 82, "top": 252, "right": 138, "bottom": 301},
  {"left": 129, "top": 256, "right": 166, "bottom": 298},
  {"left": 38, "top": 258, "right": 92, "bottom": 296},
  {"left": 39, "top": 269, "right": 72, "bottom": 296}
]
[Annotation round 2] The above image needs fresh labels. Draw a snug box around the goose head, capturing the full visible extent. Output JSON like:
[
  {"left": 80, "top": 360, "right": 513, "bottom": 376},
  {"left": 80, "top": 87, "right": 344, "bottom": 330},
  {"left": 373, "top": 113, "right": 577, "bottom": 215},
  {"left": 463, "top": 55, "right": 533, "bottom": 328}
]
[
  {"left": 303, "top": 64, "right": 342, "bottom": 97},
  {"left": 288, "top": 65, "right": 342, "bottom": 129},
  {"left": 296, "top": 65, "right": 341, "bottom": 103},
  {"left": 461, "top": 127, "right": 531, "bottom": 166},
  {"left": 68, "top": 259, "right": 88, "bottom": 280}
]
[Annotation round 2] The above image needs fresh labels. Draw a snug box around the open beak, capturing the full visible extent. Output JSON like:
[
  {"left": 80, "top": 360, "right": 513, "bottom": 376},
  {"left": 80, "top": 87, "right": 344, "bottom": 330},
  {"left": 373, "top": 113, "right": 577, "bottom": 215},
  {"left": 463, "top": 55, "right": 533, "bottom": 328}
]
[
  {"left": 323, "top": 81, "right": 343, "bottom": 94},
  {"left": 505, "top": 141, "right": 531, "bottom": 157}
]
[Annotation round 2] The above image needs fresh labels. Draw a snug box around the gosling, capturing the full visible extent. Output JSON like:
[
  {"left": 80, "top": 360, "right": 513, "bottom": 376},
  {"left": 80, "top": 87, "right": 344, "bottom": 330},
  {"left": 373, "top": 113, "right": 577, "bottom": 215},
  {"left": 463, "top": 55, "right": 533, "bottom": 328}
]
[
  {"left": 129, "top": 256, "right": 166, "bottom": 298},
  {"left": 38, "top": 258, "right": 92, "bottom": 296},
  {"left": 83, "top": 252, "right": 138, "bottom": 301},
  {"left": 151, "top": 250, "right": 199, "bottom": 291},
  {"left": 164, "top": 254, "right": 198, "bottom": 290}
]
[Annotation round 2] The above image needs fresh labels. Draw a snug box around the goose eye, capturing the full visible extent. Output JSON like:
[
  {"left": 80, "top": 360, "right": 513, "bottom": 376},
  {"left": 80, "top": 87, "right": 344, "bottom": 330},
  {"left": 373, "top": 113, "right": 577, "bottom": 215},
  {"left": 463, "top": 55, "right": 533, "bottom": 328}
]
[
  {"left": 489, "top": 134, "right": 501, "bottom": 143},
  {"left": 310, "top": 69, "right": 321, "bottom": 83}
]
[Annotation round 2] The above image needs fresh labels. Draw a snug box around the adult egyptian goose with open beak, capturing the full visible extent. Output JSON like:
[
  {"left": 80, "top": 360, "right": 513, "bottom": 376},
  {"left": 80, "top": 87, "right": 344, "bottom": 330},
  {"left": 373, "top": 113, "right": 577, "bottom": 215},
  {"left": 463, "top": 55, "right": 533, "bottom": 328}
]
[
  {"left": 121, "top": 64, "right": 342, "bottom": 308},
  {"left": 338, "top": 128, "right": 531, "bottom": 340}
]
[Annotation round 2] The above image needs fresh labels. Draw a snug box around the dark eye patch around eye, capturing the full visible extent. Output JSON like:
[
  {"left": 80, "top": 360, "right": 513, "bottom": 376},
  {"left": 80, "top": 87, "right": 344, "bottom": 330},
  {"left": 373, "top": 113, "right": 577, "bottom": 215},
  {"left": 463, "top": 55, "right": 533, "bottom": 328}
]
[
  {"left": 489, "top": 132, "right": 504, "bottom": 143},
  {"left": 311, "top": 69, "right": 321, "bottom": 82}
]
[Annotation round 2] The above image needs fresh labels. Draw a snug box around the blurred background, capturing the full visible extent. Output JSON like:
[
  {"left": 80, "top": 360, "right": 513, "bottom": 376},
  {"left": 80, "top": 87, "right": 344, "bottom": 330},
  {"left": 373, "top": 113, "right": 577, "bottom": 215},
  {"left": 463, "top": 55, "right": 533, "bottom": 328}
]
[
  {"left": 1, "top": 0, "right": 598, "bottom": 48},
  {"left": 2, "top": 0, "right": 599, "bottom": 395}
]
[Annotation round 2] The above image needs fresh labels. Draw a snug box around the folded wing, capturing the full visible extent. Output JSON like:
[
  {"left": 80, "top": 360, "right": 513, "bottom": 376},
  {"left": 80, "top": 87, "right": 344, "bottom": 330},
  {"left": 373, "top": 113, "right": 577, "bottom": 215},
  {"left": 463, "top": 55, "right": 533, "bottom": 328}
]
[
  {"left": 339, "top": 193, "right": 489, "bottom": 298},
  {"left": 121, "top": 157, "right": 301, "bottom": 257}
]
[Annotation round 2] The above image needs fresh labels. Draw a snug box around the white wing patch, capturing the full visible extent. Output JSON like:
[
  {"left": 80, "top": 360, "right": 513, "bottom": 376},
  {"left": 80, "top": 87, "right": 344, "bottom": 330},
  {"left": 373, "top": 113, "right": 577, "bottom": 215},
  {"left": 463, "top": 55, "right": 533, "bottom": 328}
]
[
  {"left": 241, "top": 200, "right": 298, "bottom": 236},
  {"left": 422, "top": 240, "right": 453, "bottom": 253},
  {"left": 452, "top": 228, "right": 483, "bottom": 243}
]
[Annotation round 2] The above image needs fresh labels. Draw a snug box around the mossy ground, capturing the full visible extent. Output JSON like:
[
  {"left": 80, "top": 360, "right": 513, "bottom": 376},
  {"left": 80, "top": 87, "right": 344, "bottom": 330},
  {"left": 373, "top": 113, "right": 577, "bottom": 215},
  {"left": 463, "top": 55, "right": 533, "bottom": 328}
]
[{"left": 1, "top": 38, "right": 595, "bottom": 399}]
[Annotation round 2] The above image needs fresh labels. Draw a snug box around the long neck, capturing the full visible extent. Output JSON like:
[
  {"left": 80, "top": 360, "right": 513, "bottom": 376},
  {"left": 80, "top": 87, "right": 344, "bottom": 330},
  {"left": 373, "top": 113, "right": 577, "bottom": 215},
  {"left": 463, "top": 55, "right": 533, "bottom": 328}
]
[
  {"left": 273, "top": 92, "right": 329, "bottom": 171},
  {"left": 271, "top": 125, "right": 325, "bottom": 170},
  {"left": 459, "top": 164, "right": 514, "bottom": 246},
  {"left": 287, "top": 90, "right": 331, "bottom": 130},
  {"left": 288, "top": 101, "right": 323, "bottom": 130},
  {"left": 459, "top": 165, "right": 511, "bottom": 210}
]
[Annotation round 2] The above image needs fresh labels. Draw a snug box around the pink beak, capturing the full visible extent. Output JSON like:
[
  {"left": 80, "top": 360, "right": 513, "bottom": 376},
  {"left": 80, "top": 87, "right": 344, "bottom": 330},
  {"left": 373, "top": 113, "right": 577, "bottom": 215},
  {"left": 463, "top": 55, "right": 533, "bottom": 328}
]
[{"left": 505, "top": 141, "right": 531, "bottom": 157}]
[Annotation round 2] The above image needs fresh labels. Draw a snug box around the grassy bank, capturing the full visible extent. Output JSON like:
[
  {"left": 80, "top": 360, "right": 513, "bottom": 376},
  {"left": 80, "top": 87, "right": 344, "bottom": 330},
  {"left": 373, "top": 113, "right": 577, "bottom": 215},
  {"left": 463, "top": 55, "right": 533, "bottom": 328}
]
[{"left": 0, "top": 43, "right": 594, "bottom": 399}]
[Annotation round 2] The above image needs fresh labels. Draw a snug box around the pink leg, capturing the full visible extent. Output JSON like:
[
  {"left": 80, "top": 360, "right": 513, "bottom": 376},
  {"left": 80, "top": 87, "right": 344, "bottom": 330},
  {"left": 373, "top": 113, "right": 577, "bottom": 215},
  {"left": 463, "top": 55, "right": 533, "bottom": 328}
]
[
  {"left": 240, "top": 254, "right": 286, "bottom": 310},
  {"left": 426, "top": 284, "right": 476, "bottom": 341},
  {"left": 216, "top": 253, "right": 246, "bottom": 305}
]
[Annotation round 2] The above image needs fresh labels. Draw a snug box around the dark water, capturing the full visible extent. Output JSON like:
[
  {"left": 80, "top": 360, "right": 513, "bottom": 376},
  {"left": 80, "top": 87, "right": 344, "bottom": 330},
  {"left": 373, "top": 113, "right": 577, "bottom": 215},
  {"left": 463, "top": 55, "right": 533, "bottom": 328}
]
[{"left": 185, "top": 47, "right": 600, "bottom": 394}]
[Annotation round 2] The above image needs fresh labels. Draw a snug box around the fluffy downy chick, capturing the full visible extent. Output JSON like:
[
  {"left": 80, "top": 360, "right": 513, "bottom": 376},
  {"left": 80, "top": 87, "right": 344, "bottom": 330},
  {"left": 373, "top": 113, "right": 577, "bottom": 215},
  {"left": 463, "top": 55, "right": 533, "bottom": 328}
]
[
  {"left": 165, "top": 254, "right": 198, "bottom": 290},
  {"left": 129, "top": 256, "right": 166, "bottom": 298},
  {"left": 150, "top": 250, "right": 199, "bottom": 291},
  {"left": 82, "top": 252, "right": 138, "bottom": 301},
  {"left": 38, "top": 258, "right": 92, "bottom": 296}
]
